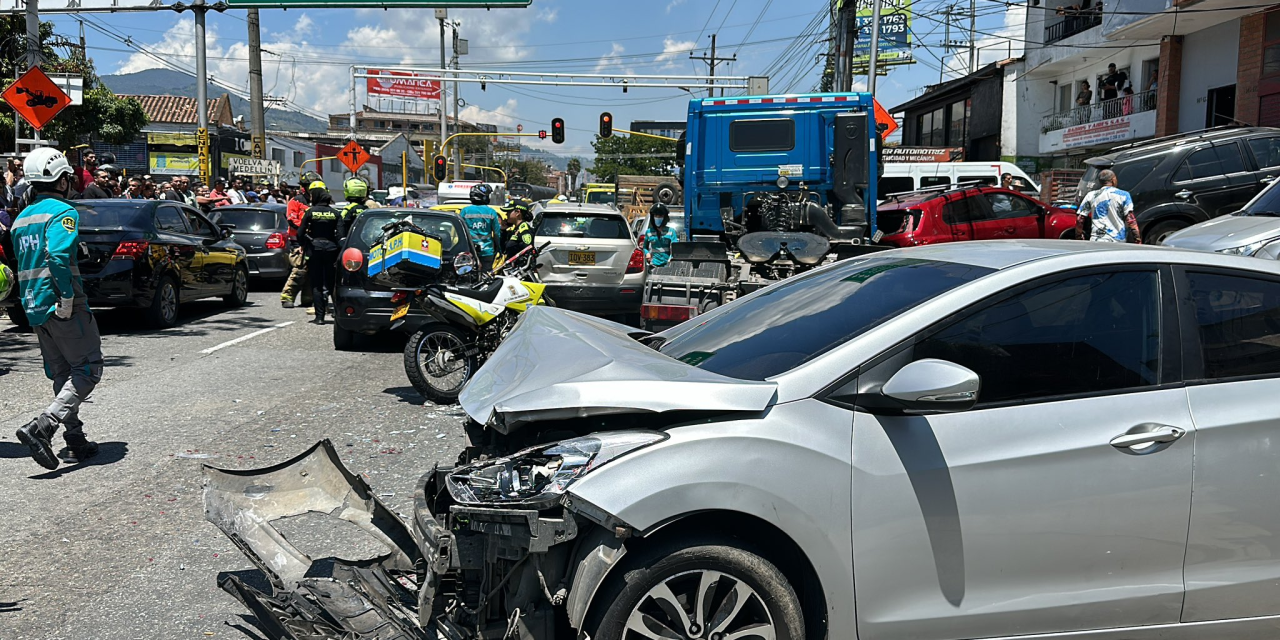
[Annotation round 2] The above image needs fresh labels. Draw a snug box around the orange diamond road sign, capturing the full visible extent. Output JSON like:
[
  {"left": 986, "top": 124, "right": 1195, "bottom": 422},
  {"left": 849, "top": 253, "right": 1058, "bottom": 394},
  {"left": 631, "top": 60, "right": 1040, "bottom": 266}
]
[
  {"left": 3, "top": 67, "right": 72, "bottom": 131},
  {"left": 339, "top": 140, "right": 370, "bottom": 173},
  {"left": 872, "top": 98, "right": 899, "bottom": 139}
]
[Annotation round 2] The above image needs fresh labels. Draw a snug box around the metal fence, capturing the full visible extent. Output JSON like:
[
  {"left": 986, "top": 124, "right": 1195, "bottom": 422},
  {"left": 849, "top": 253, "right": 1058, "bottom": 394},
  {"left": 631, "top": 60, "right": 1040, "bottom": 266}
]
[
  {"left": 1040, "top": 89, "right": 1156, "bottom": 134},
  {"left": 1044, "top": 9, "right": 1103, "bottom": 43}
]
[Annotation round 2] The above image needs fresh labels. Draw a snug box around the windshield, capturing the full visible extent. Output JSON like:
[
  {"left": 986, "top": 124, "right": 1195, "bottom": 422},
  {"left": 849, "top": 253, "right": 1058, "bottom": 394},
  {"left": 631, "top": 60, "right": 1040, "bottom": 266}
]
[
  {"left": 585, "top": 191, "right": 615, "bottom": 205},
  {"left": 1075, "top": 166, "right": 1101, "bottom": 205},
  {"left": 537, "top": 213, "right": 630, "bottom": 239},
  {"left": 659, "top": 256, "right": 995, "bottom": 380},
  {"left": 74, "top": 201, "right": 150, "bottom": 229},
  {"left": 348, "top": 211, "right": 470, "bottom": 255},
  {"left": 216, "top": 208, "right": 280, "bottom": 231},
  {"left": 1242, "top": 181, "right": 1280, "bottom": 216}
]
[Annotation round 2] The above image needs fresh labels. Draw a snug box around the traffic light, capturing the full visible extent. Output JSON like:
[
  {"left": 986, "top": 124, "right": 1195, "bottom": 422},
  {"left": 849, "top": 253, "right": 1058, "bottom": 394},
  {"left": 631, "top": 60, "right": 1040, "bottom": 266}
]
[
  {"left": 599, "top": 112, "right": 613, "bottom": 138},
  {"left": 551, "top": 118, "right": 565, "bottom": 144},
  {"left": 432, "top": 155, "right": 447, "bottom": 182}
]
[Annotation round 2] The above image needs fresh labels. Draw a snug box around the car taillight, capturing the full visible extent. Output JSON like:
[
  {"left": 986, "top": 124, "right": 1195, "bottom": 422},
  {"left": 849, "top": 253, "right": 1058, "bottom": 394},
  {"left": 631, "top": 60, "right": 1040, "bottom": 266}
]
[
  {"left": 265, "top": 233, "right": 286, "bottom": 250},
  {"left": 341, "top": 247, "right": 364, "bottom": 272},
  {"left": 626, "top": 247, "right": 645, "bottom": 274},
  {"left": 642, "top": 303, "right": 694, "bottom": 322},
  {"left": 390, "top": 291, "right": 409, "bottom": 304},
  {"left": 112, "top": 240, "right": 150, "bottom": 260}
]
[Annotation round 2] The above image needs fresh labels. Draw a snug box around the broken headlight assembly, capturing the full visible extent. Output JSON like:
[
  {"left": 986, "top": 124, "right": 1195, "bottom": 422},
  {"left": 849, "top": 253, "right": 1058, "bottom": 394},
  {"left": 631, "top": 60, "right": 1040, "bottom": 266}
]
[{"left": 446, "top": 431, "right": 667, "bottom": 508}]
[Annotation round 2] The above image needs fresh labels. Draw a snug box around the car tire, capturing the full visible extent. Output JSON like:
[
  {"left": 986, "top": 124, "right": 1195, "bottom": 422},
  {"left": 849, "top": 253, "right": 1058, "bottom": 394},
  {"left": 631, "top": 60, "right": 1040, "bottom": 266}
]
[
  {"left": 5, "top": 305, "right": 30, "bottom": 328},
  {"left": 146, "top": 276, "right": 180, "bottom": 329},
  {"left": 585, "top": 538, "right": 805, "bottom": 640},
  {"left": 403, "top": 324, "right": 477, "bottom": 405},
  {"left": 223, "top": 267, "right": 249, "bottom": 308},
  {"left": 1144, "top": 219, "right": 1189, "bottom": 245},
  {"left": 333, "top": 322, "right": 356, "bottom": 351},
  {"left": 654, "top": 181, "right": 681, "bottom": 206}
]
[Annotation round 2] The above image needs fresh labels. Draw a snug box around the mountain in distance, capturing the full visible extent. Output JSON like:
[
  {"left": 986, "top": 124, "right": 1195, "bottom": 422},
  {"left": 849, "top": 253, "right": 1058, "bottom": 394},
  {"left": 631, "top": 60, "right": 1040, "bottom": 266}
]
[{"left": 99, "top": 68, "right": 329, "bottom": 133}]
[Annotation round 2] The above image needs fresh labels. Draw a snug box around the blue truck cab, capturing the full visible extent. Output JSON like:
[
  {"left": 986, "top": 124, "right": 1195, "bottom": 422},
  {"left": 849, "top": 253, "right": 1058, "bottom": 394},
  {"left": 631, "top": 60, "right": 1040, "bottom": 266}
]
[{"left": 680, "top": 92, "right": 880, "bottom": 244}]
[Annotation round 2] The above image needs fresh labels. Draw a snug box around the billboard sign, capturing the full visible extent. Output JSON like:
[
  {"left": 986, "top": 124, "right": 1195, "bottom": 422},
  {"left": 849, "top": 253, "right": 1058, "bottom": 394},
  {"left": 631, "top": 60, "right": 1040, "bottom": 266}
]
[
  {"left": 229, "top": 157, "right": 282, "bottom": 176},
  {"left": 883, "top": 147, "right": 965, "bottom": 162},
  {"left": 852, "top": 0, "right": 915, "bottom": 68},
  {"left": 150, "top": 152, "right": 200, "bottom": 175},
  {"left": 366, "top": 69, "right": 442, "bottom": 101}
]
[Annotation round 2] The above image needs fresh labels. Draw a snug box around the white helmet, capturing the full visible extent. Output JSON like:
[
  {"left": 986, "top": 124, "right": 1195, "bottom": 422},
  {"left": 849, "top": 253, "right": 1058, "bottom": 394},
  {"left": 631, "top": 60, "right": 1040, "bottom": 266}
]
[{"left": 24, "top": 147, "right": 74, "bottom": 184}]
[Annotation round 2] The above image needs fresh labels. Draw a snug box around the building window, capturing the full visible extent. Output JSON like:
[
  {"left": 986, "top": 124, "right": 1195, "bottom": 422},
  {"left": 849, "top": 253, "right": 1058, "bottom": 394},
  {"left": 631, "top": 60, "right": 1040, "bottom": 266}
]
[
  {"left": 948, "top": 100, "right": 967, "bottom": 146},
  {"left": 330, "top": 158, "right": 341, "bottom": 172},
  {"left": 358, "top": 120, "right": 365, "bottom": 128},
  {"left": 393, "top": 122, "right": 403, "bottom": 129},
  {"left": 293, "top": 151, "right": 305, "bottom": 167},
  {"left": 917, "top": 112, "right": 930, "bottom": 145},
  {"left": 1265, "top": 11, "right": 1280, "bottom": 78},
  {"left": 271, "top": 148, "right": 285, "bottom": 164},
  {"left": 930, "top": 107, "right": 944, "bottom": 146}
]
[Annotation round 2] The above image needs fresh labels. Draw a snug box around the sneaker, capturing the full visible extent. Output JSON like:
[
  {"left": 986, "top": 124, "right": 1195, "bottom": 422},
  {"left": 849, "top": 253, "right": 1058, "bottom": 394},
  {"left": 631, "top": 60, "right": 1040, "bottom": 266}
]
[
  {"left": 305, "top": 307, "right": 316, "bottom": 315},
  {"left": 57, "top": 435, "right": 99, "bottom": 464},
  {"left": 16, "top": 416, "right": 59, "bottom": 470},
  {"left": 281, "top": 300, "right": 295, "bottom": 309}
]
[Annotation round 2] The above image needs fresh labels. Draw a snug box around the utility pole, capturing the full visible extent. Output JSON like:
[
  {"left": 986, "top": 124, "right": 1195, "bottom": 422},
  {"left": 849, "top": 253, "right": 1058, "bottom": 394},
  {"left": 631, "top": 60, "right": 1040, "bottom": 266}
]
[
  {"left": 968, "top": 0, "right": 977, "bottom": 73},
  {"left": 247, "top": 8, "right": 266, "bottom": 160},
  {"left": 867, "top": 0, "right": 882, "bottom": 96},
  {"left": 194, "top": 0, "right": 210, "bottom": 184},
  {"left": 690, "top": 34, "right": 736, "bottom": 97},
  {"left": 941, "top": 4, "right": 950, "bottom": 83},
  {"left": 436, "top": 8, "right": 448, "bottom": 178},
  {"left": 451, "top": 26, "right": 462, "bottom": 180}
]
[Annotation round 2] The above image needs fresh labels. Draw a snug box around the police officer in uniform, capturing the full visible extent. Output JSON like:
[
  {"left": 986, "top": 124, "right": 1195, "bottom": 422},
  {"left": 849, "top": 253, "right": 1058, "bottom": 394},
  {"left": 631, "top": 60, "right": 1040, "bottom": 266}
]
[
  {"left": 501, "top": 199, "right": 534, "bottom": 256},
  {"left": 12, "top": 148, "right": 104, "bottom": 469},
  {"left": 297, "top": 180, "right": 341, "bottom": 324},
  {"left": 338, "top": 177, "right": 374, "bottom": 242}
]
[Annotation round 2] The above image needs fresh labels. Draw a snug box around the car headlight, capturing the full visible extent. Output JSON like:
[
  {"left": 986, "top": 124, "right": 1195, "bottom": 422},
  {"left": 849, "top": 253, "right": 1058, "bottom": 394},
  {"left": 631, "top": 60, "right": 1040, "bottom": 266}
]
[
  {"left": 445, "top": 431, "right": 667, "bottom": 507},
  {"left": 1217, "top": 239, "right": 1270, "bottom": 256}
]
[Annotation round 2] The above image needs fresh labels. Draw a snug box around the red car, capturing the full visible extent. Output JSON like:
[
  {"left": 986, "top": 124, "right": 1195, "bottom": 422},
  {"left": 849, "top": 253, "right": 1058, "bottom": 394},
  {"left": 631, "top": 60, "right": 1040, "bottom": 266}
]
[{"left": 877, "top": 186, "right": 1078, "bottom": 247}]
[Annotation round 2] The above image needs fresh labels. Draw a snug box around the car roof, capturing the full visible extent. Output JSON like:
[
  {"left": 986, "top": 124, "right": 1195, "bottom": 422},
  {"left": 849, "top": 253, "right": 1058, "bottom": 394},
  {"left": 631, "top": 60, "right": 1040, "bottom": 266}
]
[
  {"left": 1094, "top": 126, "right": 1280, "bottom": 162},
  {"left": 889, "top": 239, "right": 1172, "bottom": 270},
  {"left": 540, "top": 203, "right": 623, "bottom": 216}
]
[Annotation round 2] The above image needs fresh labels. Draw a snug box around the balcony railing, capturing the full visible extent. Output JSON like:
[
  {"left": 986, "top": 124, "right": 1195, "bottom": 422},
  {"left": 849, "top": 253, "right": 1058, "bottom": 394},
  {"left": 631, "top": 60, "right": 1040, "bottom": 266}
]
[
  {"left": 1040, "top": 89, "right": 1156, "bottom": 134},
  {"left": 1044, "top": 8, "right": 1103, "bottom": 43}
]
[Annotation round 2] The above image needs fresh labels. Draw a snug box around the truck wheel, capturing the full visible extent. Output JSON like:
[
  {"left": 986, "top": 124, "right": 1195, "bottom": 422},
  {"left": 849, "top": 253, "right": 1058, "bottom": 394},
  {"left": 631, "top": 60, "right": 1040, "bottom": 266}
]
[
  {"left": 404, "top": 325, "right": 477, "bottom": 405},
  {"left": 654, "top": 182, "right": 681, "bottom": 206},
  {"left": 585, "top": 537, "right": 805, "bottom": 640}
]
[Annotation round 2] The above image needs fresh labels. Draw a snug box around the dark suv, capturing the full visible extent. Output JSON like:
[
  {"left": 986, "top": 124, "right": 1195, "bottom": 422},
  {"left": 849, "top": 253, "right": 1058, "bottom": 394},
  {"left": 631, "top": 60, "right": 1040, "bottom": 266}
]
[{"left": 1080, "top": 126, "right": 1280, "bottom": 244}]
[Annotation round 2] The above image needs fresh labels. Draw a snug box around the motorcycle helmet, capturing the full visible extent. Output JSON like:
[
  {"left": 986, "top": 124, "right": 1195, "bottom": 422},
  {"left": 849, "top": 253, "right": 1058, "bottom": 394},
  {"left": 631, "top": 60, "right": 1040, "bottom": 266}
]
[
  {"left": 23, "top": 147, "right": 74, "bottom": 183},
  {"left": 469, "top": 183, "right": 493, "bottom": 205},
  {"left": 343, "top": 177, "right": 369, "bottom": 200},
  {"left": 649, "top": 202, "right": 670, "bottom": 228},
  {"left": 299, "top": 171, "right": 320, "bottom": 189},
  {"left": 0, "top": 262, "right": 13, "bottom": 302}
]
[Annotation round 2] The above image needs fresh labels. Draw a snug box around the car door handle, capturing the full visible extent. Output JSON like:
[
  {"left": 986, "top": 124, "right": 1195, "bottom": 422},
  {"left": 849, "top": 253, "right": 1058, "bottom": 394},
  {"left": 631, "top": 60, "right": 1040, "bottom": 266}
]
[
  {"left": 1110, "top": 425, "right": 1185, "bottom": 449},
  {"left": 1262, "top": 176, "right": 1276, "bottom": 186},
  {"left": 1175, "top": 189, "right": 1193, "bottom": 199}
]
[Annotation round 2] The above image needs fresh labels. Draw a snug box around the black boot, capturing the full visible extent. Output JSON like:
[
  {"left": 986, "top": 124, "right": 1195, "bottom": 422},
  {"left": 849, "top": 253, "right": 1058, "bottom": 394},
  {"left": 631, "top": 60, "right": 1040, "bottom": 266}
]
[
  {"left": 16, "top": 415, "right": 59, "bottom": 470},
  {"left": 58, "top": 433, "right": 99, "bottom": 464}
]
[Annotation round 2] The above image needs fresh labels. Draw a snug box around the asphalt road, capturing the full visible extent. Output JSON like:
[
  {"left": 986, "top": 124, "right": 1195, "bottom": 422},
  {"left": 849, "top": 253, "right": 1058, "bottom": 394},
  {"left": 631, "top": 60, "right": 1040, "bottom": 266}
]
[{"left": 0, "top": 290, "right": 467, "bottom": 640}]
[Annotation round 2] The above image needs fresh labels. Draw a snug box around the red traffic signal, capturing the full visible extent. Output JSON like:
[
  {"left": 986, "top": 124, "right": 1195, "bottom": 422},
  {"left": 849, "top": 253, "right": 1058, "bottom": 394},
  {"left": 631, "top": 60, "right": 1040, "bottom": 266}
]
[
  {"left": 432, "top": 154, "right": 447, "bottom": 182},
  {"left": 551, "top": 117, "right": 565, "bottom": 144},
  {"left": 599, "top": 112, "right": 613, "bottom": 138}
]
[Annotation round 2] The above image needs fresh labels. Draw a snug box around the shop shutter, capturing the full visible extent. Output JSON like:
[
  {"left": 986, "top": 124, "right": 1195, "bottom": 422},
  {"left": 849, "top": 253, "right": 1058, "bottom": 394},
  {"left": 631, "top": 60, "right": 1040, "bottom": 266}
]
[{"left": 1260, "top": 93, "right": 1280, "bottom": 127}]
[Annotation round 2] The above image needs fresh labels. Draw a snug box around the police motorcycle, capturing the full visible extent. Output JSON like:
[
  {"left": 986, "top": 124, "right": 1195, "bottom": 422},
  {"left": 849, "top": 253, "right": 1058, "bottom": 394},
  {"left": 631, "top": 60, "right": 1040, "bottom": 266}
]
[{"left": 369, "top": 219, "right": 550, "bottom": 404}]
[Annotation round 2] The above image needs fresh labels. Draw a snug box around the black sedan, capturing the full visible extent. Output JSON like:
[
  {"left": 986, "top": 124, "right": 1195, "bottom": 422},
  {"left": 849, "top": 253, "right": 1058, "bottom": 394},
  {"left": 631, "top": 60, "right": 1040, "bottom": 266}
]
[
  {"left": 333, "top": 207, "right": 474, "bottom": 350},
  {"left": 77, "top": 199, "right": 248, "bottom": 328},
  {"left": 207, "top": 204, "right": 290, "bottom": 282}
]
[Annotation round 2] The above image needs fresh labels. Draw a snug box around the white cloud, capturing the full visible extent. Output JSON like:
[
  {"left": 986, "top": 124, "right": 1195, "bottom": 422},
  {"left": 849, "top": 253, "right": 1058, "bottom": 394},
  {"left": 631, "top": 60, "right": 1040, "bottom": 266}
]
[
  {"left": 593, "top": 43, "right": 627, "bottom": 74},
  {"left": 940, "top": 5, "right": 1026, "bottom": 81},
  {"left": 666, "top": 0, "right": 686, "bottom": 13},
  {"left": 655, "top": 37, "right": 695, "bottom": 69}
]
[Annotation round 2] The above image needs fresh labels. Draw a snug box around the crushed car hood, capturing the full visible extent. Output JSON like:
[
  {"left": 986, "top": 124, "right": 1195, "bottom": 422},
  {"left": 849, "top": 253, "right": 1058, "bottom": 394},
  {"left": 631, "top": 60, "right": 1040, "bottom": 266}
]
[{"left": 460, "top": 306, "right": 777, "bottom": 433}]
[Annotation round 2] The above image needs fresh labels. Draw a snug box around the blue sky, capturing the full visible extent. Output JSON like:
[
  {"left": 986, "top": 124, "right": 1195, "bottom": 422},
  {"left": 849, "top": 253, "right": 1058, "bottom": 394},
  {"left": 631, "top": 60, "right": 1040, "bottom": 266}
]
[{"left": 43, "top": 0, "right": 1022, "bottom": 158}]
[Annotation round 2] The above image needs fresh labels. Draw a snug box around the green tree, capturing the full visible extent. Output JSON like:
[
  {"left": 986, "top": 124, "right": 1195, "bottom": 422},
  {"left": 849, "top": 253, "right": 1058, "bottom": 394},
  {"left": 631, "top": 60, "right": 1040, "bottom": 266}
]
[
  {"left": 566, "top": 157, "right": 582, "bottom": 192},
  {"left": 505, "top": 159, "right": 550, "bottom": 187},
  {"left": 0, "top": 16, "right": 147, "bottom": 153},
  {"left": 589, "top": 134, "right": 676, "bottom": 182}
]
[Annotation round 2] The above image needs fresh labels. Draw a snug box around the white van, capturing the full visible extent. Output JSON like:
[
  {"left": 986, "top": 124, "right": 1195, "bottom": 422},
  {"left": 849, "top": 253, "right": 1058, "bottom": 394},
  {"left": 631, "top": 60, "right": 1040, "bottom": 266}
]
[
  {"left": 436, "top": 181, "right": 508, "bottom": 205},
  {"left": 878, "top": 162, "right": 1040, "bottom": 199}
]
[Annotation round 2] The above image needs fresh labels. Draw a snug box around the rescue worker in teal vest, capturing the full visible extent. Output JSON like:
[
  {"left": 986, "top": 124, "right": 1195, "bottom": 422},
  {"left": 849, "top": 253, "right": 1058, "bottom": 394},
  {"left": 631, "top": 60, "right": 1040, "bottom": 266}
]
[
  {"left": 642, "top": 202, "right": 679, "bottom": 268},
  {"left": 12, "top": 147, "right": 104, "bottom": 470},
  {"left": 461, "top": 184, "right": 503, "bottom": 270},
  {"left": 338, "top": 177, "right": 374, "bottom": 242},
  {"left": 297, "top": 181, "right": 341, "bottom": 324}
]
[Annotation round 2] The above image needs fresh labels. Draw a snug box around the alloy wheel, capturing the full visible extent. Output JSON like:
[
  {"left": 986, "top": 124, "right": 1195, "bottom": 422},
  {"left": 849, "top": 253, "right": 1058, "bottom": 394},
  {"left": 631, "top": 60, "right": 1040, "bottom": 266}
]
[
  {"left": 625, "top": 570, "right": 776, "bottom": 640},
  {"left": 161, "top": 283, "right": 177, "bottom": 324},
  {"left": 417, "top": 331, "right": 470, "bottom": 393},
  {"left": 234, "top": 270, "right": 247, "bottom": 303}
]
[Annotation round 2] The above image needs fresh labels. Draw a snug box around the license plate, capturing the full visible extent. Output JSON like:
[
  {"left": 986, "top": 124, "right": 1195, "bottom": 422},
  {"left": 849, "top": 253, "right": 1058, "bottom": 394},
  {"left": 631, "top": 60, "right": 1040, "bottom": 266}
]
[
  {"left": 568, "top": 251, "right": 596, "bottom": 266},
  {"left": 391, "top": 303, "right": 409, "bottom": 322}
]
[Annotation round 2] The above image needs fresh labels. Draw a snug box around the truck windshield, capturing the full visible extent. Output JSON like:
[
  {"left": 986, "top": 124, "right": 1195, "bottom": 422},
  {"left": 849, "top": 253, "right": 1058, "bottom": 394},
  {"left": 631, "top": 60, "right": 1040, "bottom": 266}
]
[
  {"left": 659, "top": 256, "right": 994, "bottom": 380},
  {"left": 585, "top": 191, "right": 615, "bottom": 205}
]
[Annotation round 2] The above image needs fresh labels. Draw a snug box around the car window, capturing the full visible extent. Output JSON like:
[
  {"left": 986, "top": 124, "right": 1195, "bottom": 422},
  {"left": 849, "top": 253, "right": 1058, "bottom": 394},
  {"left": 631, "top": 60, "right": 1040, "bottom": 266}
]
[
  {"left": 1248, "top": 137, "right": 1280, "bottom": 170},
  {"left": 879, "top": 176, "right": 914, "bottom": 195},
  {"left": 1186, "top": 271, "right": 1280, "bottom": 380},
  {"left": 728, "top": 118, "right": 795, "bottom": 152},
  {"left": 941, "top": 196, "right": 977, "bottom": 224},
  {"left": 1215, "top": 142, "right": 1247, "bottom": 174},
  {"left": 350, "top": 212, "right": 468, "bottom": 254},
  {"left": 185, "top": 210, "right": 217, "bottom": 238},
  {"left": 1174, "top": 146, "right": 1240, "bottom": 182},
  {"left": 914, "top": 270, "right": 1161, "bottom": 405},
  {"left": 921, "top": 176, "right": 950, "bottom": 188},
  {"left": 155, "top": 205, "right": 189, "bottom": 233},
  {"left": 959, "top": 175, "right": 997, "bottom": 186},
  {"left": 537, "top": 213, "right": 629, "bottom": 239},
  {"left": 1114, "top": 157, "right": 1161, "bottom": 191},
  {"left": 74, "top": 201, "right": 150, "bottom": 228},
  {"left": 984, "top": 193, "right": 1035, "bottom": 218},
  {"left": 658, "top": 257, "right": 995, "bottom": 380},
  {"left": 216, "top": 208, "right": 279, "bottom": 231}
]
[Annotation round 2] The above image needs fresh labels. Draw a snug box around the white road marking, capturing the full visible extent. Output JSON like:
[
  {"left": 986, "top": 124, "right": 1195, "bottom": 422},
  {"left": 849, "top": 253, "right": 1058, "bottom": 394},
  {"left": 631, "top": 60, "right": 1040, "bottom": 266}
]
[{"left": 200, "top": 321, "right": 295, "bottom": 355}]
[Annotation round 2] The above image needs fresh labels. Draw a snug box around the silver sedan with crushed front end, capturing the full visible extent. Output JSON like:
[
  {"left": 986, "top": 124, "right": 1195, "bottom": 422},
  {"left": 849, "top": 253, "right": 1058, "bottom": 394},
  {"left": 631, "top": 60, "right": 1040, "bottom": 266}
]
[{"left": 205, "top": 239, "right": 1280, "bottom": 640}]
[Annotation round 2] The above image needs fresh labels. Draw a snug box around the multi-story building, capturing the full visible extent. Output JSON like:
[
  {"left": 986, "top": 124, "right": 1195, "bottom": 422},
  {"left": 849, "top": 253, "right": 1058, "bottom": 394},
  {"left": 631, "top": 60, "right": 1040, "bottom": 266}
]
[{"left": 1023, "top": 0, "right": 1276, "bottom": 169}]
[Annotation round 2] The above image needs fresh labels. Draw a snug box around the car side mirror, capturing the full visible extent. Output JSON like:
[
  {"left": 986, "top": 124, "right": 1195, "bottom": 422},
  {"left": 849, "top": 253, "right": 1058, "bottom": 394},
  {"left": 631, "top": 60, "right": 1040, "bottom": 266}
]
[{"left": 881, "top": 359, "right": 980, "bottom": 414}]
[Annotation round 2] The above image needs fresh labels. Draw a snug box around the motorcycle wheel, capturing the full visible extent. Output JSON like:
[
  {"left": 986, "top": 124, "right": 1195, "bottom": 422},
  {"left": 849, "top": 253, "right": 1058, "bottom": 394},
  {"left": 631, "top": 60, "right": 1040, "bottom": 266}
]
[{"left": 403, "top": 324, "right": 478, "bottom": 405}]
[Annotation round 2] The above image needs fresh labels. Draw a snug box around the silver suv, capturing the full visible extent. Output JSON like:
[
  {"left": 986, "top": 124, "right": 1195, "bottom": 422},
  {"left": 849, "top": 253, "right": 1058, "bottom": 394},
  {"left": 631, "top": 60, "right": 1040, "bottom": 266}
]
[
  {"left": 534, "top": 202, "right": 645, "bottom": 321},
  {"left": 208, "top": 240, "right": 1280, "bottom": 640}
]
